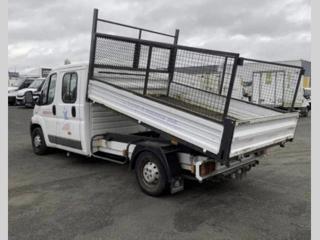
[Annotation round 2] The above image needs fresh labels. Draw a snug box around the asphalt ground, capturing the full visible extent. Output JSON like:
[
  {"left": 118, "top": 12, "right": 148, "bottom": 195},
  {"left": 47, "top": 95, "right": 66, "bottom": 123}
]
[{"left": 9, "top": 106, "right": 311, "bottom": 240}]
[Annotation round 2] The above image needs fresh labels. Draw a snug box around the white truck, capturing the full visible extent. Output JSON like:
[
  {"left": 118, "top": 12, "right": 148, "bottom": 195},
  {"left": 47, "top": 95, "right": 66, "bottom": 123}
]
[{"left": 30, "top": 9, "right": 303, "bottom": 196}]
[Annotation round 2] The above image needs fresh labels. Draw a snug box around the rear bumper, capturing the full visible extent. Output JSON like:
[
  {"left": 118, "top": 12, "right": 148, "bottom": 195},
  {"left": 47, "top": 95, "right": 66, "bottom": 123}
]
[{"left": 194, "top": 157, "right": 258, "bottom": 182}]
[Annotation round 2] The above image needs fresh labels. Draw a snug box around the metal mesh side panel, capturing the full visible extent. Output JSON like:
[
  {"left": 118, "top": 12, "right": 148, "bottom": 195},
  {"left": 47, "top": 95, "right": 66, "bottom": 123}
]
[
  {"left": 95, "top": 37, "right": 135, "bottom": 67},
  {"left": 92, "top": 35, "right": 238, "bottom": 122},
  {"left": 232, "top": 59, "right": 303, "bottom": 109},
  {"left": 162, "top": 50, "right": 235, "bottom": 121}
]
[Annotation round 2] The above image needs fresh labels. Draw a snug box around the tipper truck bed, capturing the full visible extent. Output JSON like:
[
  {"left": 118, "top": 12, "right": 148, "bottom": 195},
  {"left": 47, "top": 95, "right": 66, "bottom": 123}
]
[{"left": 30, "top": 9, "right": 304, "bottom": 196}]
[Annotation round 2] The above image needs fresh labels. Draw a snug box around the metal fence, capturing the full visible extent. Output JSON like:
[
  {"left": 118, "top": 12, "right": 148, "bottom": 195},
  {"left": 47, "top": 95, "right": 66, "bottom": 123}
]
[{"left": 88, "top": 9, "right": 303, "bottom": 123}]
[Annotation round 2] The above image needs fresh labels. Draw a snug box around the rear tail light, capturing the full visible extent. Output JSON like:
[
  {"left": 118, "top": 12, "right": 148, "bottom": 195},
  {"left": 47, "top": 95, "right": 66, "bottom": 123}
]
[{"left": 200, "top": 161, "right": 216, "bottom": 177}]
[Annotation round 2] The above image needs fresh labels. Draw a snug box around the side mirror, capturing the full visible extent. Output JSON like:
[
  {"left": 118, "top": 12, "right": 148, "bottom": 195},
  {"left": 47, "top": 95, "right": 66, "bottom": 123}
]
[
  {"left": 25, "top": 91, "right": 34, "bottom": 105},
  {"left": 35, "top": 97, "right": 40, "bottom": 105}
]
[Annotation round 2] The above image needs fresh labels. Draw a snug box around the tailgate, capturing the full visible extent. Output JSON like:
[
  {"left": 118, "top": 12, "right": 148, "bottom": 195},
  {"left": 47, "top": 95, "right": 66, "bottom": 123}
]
[{"left": 230, "top": 112, "right": 299, "bottom": 157}]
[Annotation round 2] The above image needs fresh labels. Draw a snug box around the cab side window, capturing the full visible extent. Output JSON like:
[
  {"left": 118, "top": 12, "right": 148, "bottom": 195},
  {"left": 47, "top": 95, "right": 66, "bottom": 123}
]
[
  {"left": 47, "top": 75, "right": 57, "bottom": 104},
  {"left": 62, "top": 72, "right": 78, "bottom": 103},
  {"left": 40, "top": 74, "right": 57, "bottom": 105}
]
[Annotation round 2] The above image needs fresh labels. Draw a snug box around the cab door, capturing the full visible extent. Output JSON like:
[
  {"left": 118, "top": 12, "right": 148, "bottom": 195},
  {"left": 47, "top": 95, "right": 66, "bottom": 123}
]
[
  {"left": 55, "top": 71, "right": 82, "bottom": 151},
  {"left": 36, "top": 73, "right": 58, "bottom": 146}
]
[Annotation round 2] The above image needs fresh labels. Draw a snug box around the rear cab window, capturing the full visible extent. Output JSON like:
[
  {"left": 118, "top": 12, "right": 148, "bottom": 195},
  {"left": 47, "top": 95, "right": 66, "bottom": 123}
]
[{"left": 62, "top": 72, "right": 78, "bottom": 103}]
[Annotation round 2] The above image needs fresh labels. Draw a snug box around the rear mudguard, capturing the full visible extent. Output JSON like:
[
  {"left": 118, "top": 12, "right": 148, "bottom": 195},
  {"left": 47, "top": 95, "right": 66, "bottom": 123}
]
[{"left": 130, "top": 142, "right": 182, "bottom": 180}]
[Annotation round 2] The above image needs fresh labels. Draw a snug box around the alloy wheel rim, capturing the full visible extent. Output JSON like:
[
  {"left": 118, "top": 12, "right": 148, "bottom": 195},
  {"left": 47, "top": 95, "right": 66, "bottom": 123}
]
[
  {"left": 142, "top": 161, "right": 159, "bottom": 184},
  {"left": 34, "top": 135, "right": 42, "bottom": 148}
]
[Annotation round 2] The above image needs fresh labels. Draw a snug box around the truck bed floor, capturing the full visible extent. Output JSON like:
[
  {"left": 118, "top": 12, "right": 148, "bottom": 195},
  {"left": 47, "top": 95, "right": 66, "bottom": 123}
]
[{"left": 151, "top": 95, "right": 225, "bottom": 121}]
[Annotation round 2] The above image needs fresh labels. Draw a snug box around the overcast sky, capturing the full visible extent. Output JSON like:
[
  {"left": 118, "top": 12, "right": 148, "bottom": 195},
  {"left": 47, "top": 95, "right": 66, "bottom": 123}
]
[{"left": 8, "top": 0, "right": 310, "bottom": 71}]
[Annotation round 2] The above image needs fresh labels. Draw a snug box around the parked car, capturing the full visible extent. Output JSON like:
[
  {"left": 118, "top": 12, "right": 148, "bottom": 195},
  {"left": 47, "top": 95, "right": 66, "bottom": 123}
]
[
  {"left": 8, "top": 78, "right": 34, "bottom": 105},
  {"left": 303, "top": 87, "right": 311, "bottom": 111},
  {"left": 15, "top": 78, "right": 45, "bottom": 107}
]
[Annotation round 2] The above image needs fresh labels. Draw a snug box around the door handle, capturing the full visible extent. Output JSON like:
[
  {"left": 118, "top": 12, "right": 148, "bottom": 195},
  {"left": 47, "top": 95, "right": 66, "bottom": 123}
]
[
  {"left": 52, "top": 105, "right": 56, "bottom": 115},
  {"left": 71, "top": 106, "right": 76, "bottom": 117}
]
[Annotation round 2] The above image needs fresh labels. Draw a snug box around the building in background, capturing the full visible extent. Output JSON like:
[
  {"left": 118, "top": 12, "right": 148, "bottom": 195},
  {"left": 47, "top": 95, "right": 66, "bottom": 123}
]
[
  {"left": 8, "top": 71, "right": 19, "bottom": 79},
  {"left": 8, "top": 67, "right": 52, "bottom": 87},
  {"left": 8, "top": 71, "right": 20, "bottom": 86},
  {"left": 278, "top": 59, "right": 311, "bottom": 88},
  {"left": 20, "top": 67, "right": 52, "bottom": 78}
]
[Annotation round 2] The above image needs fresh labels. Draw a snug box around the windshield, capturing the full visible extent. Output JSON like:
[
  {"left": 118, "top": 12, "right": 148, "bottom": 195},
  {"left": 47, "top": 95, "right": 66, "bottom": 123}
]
[
  {"left": 18, "top": 79, "right": 34, "bottom": 90},
  {"left": 29, "top": 79, "right": 44, "bottom": 89}
]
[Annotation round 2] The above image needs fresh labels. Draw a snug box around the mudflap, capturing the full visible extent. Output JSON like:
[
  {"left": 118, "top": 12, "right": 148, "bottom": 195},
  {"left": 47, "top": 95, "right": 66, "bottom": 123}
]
[
  {"left": 170, "top": 176, "right": 184, "bottom": 194},
  {"left": 164, "top": 147, "right": 184, "bottom": 194}
]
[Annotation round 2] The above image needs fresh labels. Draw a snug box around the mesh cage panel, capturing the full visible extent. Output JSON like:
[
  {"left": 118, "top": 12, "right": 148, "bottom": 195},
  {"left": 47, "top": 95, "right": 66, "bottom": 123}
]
[
  {"left": 95, "top": 37, "right": 135, "bottom": 67},
  {"left": 232, "top": 59, "right": 303, "bottom": 109},
  {"left": 162, "top": 49, "right": 235, "bottom": 121},
  {"left": 92, "top": 35, "right": 238, "bottom": 122}
]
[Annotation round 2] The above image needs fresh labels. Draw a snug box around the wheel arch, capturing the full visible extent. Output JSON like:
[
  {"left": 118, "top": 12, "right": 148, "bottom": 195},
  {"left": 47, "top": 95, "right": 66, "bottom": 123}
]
[
  {"left": 130, "top": 143, "right": 182, "bottom": 181},
  {"left": 131, "top": 145, "right": 168, "bottom": 170},
  {"left": 30, "top": 122, "right": 42, "bottom": 135}
]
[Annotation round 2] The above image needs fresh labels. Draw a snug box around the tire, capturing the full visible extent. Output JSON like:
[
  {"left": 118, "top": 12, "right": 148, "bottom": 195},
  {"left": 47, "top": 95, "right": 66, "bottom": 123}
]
[
  {"left": 31, "top": 127, "right": 48, "bottom": 155},
  {"left": 8, "top": 99, "right": 15, "bottom": 106},
  {"left": 135, "top": 152, "right": 168, "bottom": 196}
]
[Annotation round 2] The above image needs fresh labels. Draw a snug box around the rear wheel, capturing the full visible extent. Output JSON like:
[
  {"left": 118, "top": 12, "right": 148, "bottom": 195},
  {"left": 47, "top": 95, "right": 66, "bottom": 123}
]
[
  {"left": 31, "top": 127, "right": 48, "bottom": 155},
  {"left": 135, "top": 152, "right": 167, "bottom": 196}
]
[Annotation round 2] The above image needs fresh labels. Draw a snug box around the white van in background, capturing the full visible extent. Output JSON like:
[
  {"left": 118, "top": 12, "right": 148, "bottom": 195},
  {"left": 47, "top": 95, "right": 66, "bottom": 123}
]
[
  {"left": 8, "top": 78, "right": 35, "bottom": 105},
  {"left": 15, "top": 78, "right": 45, "bottom": 107}
]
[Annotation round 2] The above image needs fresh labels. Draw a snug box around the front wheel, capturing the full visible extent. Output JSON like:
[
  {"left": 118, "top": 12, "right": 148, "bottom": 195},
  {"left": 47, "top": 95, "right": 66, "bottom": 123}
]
[
  {"left": 135, "top": 152, "right": 168, "bottom": 196},
  {"left": 31, "top": 127, "right": 48, "bottom": 155}
]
